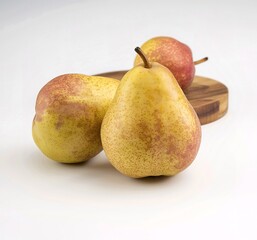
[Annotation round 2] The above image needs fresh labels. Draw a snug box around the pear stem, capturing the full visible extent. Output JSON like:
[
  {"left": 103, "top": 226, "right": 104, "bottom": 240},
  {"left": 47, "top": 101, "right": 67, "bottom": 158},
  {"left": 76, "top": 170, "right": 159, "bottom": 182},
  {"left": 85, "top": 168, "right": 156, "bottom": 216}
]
[
  {"left": 135, "top": 47, "right": 152, "bottom": 68},
  {"left": 194, "top": 57, "right": 208, "bottom": 65}
]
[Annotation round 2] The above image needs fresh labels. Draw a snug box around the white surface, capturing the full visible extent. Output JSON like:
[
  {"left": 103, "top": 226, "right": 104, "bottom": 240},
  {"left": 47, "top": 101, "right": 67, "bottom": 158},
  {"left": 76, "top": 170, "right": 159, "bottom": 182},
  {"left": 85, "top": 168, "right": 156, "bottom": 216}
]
[{"left": 1, "top": 0, "right": 257, "bottom": 239}]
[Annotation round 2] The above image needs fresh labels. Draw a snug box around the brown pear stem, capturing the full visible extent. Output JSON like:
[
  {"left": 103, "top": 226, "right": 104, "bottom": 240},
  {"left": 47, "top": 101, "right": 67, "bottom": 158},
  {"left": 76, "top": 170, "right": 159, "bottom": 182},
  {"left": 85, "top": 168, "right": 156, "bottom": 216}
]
[
  {"left": 135, "top": 47, "right": 152, "bottom": 68},
  {"left": 194, "top": 57, "right": 208, "bottom": 65}
]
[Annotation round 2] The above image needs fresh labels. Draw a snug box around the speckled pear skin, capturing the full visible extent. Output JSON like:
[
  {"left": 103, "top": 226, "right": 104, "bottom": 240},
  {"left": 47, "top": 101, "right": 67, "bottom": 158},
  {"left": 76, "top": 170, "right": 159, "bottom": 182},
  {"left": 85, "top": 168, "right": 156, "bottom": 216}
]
[
  {"left": 32, "top": 74, "right": 119, "bottom": 163},
  {"left": 101, "top": 63, "right": 201, "bottom": 178},
  {"left": 134, "top": 36, "right": 195, "bottom": 90}
]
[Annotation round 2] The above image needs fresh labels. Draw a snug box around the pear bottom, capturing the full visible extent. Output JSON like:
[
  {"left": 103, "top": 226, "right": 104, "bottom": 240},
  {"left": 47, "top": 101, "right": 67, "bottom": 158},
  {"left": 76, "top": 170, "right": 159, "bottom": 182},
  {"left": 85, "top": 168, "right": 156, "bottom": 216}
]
[
  {"left": 32, "top": 112, "right": 102, "bottom": 163},
  {"left": 102, "top": 123, "right": 201, "bottom": 178}
]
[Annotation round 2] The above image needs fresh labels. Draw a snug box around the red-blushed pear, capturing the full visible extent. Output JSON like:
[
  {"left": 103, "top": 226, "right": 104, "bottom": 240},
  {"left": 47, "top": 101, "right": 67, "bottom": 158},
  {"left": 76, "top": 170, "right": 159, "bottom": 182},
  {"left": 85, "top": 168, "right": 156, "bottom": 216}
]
[
  {"left": 32, "top": 74, "right": 119, "bottom": 163},
  {"left": 101, "top": 47, "right": 201, "bottom": 178},
  {"left": 134, "top": 36, "right": 208, "bottom": 90}
]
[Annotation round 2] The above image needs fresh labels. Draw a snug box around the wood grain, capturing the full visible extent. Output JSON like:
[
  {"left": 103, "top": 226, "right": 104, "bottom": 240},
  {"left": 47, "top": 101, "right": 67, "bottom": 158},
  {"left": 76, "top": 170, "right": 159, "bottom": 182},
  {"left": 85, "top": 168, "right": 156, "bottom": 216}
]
[{"left": 95, "top": 71, "right": 228, "bottom": 125}]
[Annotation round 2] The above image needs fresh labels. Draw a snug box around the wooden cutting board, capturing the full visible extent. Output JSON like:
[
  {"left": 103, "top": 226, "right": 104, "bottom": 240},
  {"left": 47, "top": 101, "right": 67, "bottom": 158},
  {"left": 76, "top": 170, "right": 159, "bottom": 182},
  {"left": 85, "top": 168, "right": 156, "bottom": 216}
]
[{"left": 95, "top": 71, "right": 229, "bottom": 125}]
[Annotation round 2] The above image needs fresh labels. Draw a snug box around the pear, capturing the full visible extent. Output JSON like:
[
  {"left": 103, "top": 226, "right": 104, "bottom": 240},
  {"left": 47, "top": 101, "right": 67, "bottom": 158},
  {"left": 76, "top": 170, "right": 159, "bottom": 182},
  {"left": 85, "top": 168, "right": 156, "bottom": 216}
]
[
  {"left": 134, "top": 36, "right": 208, "bottom": 90},
  {"left": 101, "top": 48, "right": 201, "bottom": 178},
  {"left": 32, "top": 74, "right": 119, "bottom": 163}
]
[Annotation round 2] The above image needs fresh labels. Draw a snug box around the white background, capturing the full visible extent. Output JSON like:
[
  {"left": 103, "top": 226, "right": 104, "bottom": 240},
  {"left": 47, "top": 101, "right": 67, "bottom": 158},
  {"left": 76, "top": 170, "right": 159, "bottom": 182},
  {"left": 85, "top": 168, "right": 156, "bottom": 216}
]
[{"left": 1, "top": 0, "right": 257, "bottom": 239}]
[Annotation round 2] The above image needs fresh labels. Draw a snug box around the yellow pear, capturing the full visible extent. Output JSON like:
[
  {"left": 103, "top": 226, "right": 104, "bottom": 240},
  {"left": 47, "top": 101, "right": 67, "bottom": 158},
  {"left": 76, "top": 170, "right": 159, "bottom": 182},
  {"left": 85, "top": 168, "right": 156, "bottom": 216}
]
[
  {"left": 32, "top": 74, "right": 119, "bottom": 163},
  {"left": 101, "top": 48, "right": 201, "bottom": 178}
]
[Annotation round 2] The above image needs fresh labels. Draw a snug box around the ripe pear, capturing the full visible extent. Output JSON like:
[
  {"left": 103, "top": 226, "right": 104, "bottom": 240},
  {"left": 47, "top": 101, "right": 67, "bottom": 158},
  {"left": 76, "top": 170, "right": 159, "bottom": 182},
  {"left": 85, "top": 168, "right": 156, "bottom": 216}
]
[
  {"left": 134, "top": 36, "right": 208, "bottom": 90},
  {"left": 101, "top": 48, "right": 201, "bottom": 178},
  {"left": 32, "top": 74, "right": 119, "bottom": 163}
]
